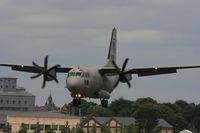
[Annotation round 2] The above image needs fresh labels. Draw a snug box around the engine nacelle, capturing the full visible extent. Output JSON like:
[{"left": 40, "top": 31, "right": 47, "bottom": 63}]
[
  {"left": 46, "top": 69, "right": 57, "bottom": 81},
  {"left": 97, "top": 90, "right": 110, "bottom": 99},
  {"left": 120, "top": 74, "right": 132, "bottom": 83}
]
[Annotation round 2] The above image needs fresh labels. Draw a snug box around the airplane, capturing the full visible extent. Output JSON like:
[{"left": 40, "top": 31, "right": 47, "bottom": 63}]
[{"left": 1, "top": 28, "right": 200, "bottom": 107}]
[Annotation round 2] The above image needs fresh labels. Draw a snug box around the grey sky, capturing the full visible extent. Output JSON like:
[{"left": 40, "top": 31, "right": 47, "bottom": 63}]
[{"left": 1, "top": 0, "right": 200, "bottom": 106}]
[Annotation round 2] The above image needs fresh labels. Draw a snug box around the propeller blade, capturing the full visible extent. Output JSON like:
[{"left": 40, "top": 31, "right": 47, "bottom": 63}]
[
  {"left": 32, "top": 61, "right": 44, "bottom": 72},
  {"left": 44, "top": 56, "right": 48, "bottom": 69},
  {"left": 31, "top": 56, "right": 59, "bottom": 88},
  {"left": 122, "top": 58, "right": 129, "bottom": 71},
  {"left": 127, "top": 80, "right": 131, "bottom": 88},
  {"left": 112, "top": 58, "right": 131, "bottom": 88},
  {"left": 30, "top": 73, "right": 42, "bottom": 79},
  {"left": 47, "top": 64, "right": 61, "bottom": 72},
  {"left": 42, "top": 79, "right": 46, "bottom": 88}
]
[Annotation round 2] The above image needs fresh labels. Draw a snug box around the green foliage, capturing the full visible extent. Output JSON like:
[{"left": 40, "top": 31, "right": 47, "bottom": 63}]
[
  {"left": 79, "top": 99, "right": 97, "bottom": 116},
  {"left": 61, "top": 122, "right": 72, "bottom": 133},
  {"left": 2, "top": 122, "right": 11, "bottom": 133},
  {"left": 134, "top": 97, "right": 157, "bottom": 108},
  {"left": 45, "top": 126, "right": 55, "bottom": 133},
  {"left": 134, "top": 103, "right": 160, "bottom": 133},
  {"left": 17, "top": 123, "right": 27, "bottom": 133},
  {"left": 88, "top": 124, "right": 96, "bottom": 133},
  {"left": 109, "top": 98, "right": 133, "bottom": 116},
  {"left": 152, "top": 126, "right": 161, "bottom": 133},
  {"left": 122, "top": 124, "right": 138, "bottom": 133},
  {"left": 86, "top": 105, "right": 114, "bottom": 117},
  {"left": 72, "top": 123, "right": 84, "bottom": 133},
  {"left": 100, "top": 124, "right": 111, "bottom": 133},
  {"left": 33, "top": 122, "right": 41, "bottom": 133}
]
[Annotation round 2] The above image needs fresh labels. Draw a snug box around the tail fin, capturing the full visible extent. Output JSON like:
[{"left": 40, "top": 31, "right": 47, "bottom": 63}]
[{"left": 105, "top": 28, "right": 117, "bottom": 67}]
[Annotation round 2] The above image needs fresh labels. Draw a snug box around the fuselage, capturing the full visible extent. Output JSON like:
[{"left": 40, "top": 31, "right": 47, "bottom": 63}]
[{"left": 66, "top": 67, "right": 119, "bottom": 99}]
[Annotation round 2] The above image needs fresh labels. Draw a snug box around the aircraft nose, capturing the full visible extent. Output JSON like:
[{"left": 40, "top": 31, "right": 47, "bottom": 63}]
[{"left": 66, "top": 77, "right": 83, "bottom": 91}]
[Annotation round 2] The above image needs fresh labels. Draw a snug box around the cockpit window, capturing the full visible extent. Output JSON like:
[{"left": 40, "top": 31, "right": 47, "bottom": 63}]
[
  {"left": 68, "top": 72, "right": 82, "bottom": 77},
  {"left": 76, "top": 72, "right": 82, "bottom": 76},
  {"left": 81, "top": 72, "right": 90, "bottom": 78}
]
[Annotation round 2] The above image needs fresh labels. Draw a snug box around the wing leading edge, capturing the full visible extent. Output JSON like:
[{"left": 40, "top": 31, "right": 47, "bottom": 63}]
[
  {"left": 0, "top": 64, "right": 72, "bottom": 73},
  {"left": 99, "top": 66, "right": 200, "bottom": 77}
]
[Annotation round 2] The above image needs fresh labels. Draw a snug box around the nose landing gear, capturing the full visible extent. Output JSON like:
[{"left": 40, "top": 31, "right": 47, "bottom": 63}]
[
  {"left": 100, "top": 99, "right": 108, "bottom": 108},
  {"left": 72, "top": 98, "right": 81, "bottom": 107},
  {"left": 72, "top": 93, "right": 82, "bottom": 107}
]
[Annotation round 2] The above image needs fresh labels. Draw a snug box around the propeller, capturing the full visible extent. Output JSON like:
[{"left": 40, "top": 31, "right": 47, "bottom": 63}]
[
  {"left": 30, "top": 56, "right": 60, "bottom": 88},
  {"left": 112, "top": 58, "right": 131, "bottom": 88}
]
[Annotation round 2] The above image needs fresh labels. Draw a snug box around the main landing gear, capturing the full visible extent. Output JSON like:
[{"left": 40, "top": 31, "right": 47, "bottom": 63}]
[
  {"left": 72, "top": 98, "right": 81, "bottom": 107},
  {"left": 100, "top": 99, "right": 108, "bottom": 108}
]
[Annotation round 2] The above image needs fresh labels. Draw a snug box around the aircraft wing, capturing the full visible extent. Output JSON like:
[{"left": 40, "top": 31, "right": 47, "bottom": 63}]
[
  {"left": 100, "top": 66, "right": 200, "bottom": 77},
  {"left": 0, "top": 64, "right": 72, "bottom": 73},
  {"left": 125, "top": 66, "right": 200, "bottom": 77}
]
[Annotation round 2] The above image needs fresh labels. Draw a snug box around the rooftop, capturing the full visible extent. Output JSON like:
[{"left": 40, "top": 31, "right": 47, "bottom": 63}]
[
  {"left": 0, "top": 110, "right": 80, "bottom": 119},
  {"left": 0, "top": 88, "right": 34, "bottom": 97}
]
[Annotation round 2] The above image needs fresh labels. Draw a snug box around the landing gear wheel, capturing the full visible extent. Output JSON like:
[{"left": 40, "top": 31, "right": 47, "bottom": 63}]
[
  {"left": 100, "top": 99, "right": 108, "bottom": 108},
  {"left": 72, "top": 98, "right": 81, "bottom": 107}
]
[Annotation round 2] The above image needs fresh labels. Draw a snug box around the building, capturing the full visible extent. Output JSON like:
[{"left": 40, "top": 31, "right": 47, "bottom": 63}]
[
  {"left": 35, "top": 91, "right": 59, "bottom": 111},
  {"left": 83, "top": 116, "right": 174, "bottom": 133},
  {"left": 0, "top": 77, "right": 35, "bottom": 111},
  {"left": 0, "top": 111, "right": 80, "bottom": 133}
]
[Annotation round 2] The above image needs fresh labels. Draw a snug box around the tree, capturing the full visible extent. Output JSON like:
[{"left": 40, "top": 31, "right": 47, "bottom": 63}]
[
  {"left": 173, "top": 114, "right": 188, "bottom": 132},
  {"left": 134, "top": 103, "right": 159, "bottom": 133},
  {"left": 72, "top": 123, "right": 84, "bottom": 133},
  {"left": 17, "top": 123, "right": 27, "bottom": 133},
  {"left": 175, "top": 100, "right": 189, "bottom": 110},
  {"left": 61, "top": 122, "right": 72, "bottom": 133},
  {"left": 86, "top": 105, "right": 114, "bottom": 117},
  {"left": 109, "top": 98, "right": 133, "bottom": 116},
  {"left": 152, "top": 126, "right": 161, "bottom": 133},
  {"left": 88, "top": 124, "right": 96, "bottom": 133},
  {"left": 45, "top": 127, "right": 55, "bottom": 133},
  {"left": 2, "top": 122, "right": 11, "bottom": 133},
  {"left": 33, "top": 122, "right": 41, "bottom": 133},
  {"left": 100, "top": 124, "right": 111, "bottom": 133},
  {"left": 79, "top": 100, "right": 97, "bottom": 116},
  {"left": 122, "top": 124, "right": 138, "bottom": 133},
  {"left": 134, "top": 98, "right": 157, "bottom": 108}
]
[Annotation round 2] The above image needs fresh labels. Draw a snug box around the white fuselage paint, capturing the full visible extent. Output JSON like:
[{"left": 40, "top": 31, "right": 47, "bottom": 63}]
[{"left": 66, "top": 67, "right": 119, "bottom": 99}]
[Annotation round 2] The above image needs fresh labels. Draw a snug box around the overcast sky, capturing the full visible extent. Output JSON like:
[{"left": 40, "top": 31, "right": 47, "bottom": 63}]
[{"left": 1, "top": 0, "right": 200, "bottom": 106}]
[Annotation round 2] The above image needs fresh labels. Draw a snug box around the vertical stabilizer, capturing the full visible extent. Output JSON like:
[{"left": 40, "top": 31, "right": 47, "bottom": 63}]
[{"left": 105, "top": 28, "right": 117, "bottom": 67}]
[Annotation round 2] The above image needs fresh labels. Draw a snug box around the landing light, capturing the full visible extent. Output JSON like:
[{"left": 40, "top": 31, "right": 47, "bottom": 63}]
[{"left": 75, "top": 94, "right": 81, "bottom": 98}]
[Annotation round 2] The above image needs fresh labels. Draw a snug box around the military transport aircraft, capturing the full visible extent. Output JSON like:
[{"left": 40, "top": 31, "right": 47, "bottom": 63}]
[{"left": 1, "top": 28, "right": 200, "bottom": 107}]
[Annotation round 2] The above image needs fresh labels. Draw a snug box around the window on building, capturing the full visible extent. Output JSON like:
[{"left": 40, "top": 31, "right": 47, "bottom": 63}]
[
  {"left": 24, "top": 101, "right": 27, "bottom": 104},
  {"left": 18, "top": 100, "right": 21, "bottom": 104},
  {"left": 6, "top": 100, "right": 9, "bottom": 104},
  {"left": 52, "top": 125, "right": 58, "bottom": 130},
  {"left": 0, "top": 100, "right": 3, "bottom": 104},
  {"left": 45, "top": 125, "right": 51, "bottom": 130},
  {"left": 12, "top": 100, "right": 15, "bottom": 104}
]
